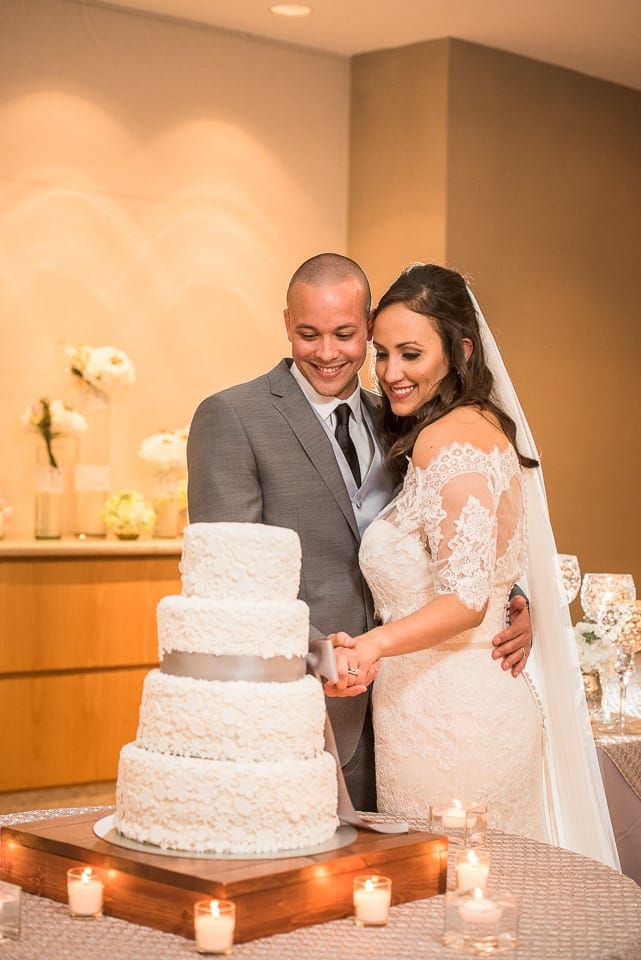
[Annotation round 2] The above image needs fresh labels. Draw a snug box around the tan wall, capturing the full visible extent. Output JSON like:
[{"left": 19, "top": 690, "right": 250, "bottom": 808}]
[
  {"left": 1, "top": 0, "right": 349, "bottom": 537},
  {"left": 349, "top": 38, "right": 641, "bottom": 594},
  {"left": 349, "top": 40, "right": 450, "bottom": 297}
]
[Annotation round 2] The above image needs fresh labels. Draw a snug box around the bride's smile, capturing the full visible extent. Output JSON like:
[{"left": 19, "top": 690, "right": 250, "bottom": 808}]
[{"left": 373, "top": 302, "right": 453, "bottom": 416}]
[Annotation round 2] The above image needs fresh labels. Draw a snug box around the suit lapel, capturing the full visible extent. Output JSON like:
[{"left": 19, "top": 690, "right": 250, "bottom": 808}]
[{"left": 268, "top": 360, "right": 360, "bottom": 541}]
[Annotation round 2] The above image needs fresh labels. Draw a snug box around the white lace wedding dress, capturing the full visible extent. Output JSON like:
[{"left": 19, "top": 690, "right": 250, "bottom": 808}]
[{"left": 360, "top": 440, "right": 550, "bottom": 842}]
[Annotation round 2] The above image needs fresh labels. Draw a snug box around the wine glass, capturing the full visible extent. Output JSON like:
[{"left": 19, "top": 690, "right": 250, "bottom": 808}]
[
  {"left": 580, "top": 573, "right": 636, "bottom": 623},
  {"left": 580, "top": 574, "right": 636, "bottom": 726},
  {"left": 557, "top": 554, "right": 581, "bottom": 603},
  {"left": 602, "top": 599, "right": 641, "bottom": 733}
]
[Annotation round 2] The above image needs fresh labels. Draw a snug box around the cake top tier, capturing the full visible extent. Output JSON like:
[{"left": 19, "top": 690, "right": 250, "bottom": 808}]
[{"left": 180, "top": 522, "right": 302, "bottom": 600}]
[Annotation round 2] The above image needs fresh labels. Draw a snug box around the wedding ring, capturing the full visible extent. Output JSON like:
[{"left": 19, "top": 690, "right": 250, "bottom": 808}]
[
  {"left": 347, "top": 667, "right": 360, "bottom": 677},
  {"left": 519, "top": 647, "right": 526, "bottom": 660}
]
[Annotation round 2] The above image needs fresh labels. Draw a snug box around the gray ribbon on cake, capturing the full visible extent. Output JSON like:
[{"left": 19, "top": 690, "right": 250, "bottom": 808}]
[{"left": 160, "top": 638, "right": 408, "bottom": 835}]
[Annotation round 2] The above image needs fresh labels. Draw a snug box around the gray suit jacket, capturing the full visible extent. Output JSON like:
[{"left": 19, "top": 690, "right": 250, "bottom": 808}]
[{"left": 187, "top": 358, "right": 389, "bottom": 766}]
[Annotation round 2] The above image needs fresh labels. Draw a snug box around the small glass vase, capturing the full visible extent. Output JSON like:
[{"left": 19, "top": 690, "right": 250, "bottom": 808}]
[
  {"left": 152, "top": 470, "right": 183, "bottom": 538},
  {"left": 34, "top": 442, "right": 64, "bottom": 539},
  {"left": 581, "top": 668, "right": 603, "bottom": 716},
  {"left": 73, "top": 383, "right": 111, "bottom": 537}
]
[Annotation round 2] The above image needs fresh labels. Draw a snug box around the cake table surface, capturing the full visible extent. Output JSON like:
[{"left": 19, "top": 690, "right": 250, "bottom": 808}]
[{"left": 1, "top": 806, "right": 641, "bottom": 959}]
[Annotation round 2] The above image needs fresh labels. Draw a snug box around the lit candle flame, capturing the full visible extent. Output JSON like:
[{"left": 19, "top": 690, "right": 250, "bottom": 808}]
[
  {"left": 467, "top": 850, "right": 479, "bottom": 866},
  {"left": 210, "top": 900, "right": 221, "bottom": 918},
  {"left": 80, "top": 868, "right": 92, "bottom": 885},
  {"left": 473, "top": 886, "right": 484, "bottom": 900}
]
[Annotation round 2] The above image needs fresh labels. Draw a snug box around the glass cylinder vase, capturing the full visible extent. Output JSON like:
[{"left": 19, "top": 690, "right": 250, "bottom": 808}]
[
  {"left": 73, "top": 384, "right": 111, "bottom": 537},
  {"left": 34, "top": 442, "right": 64, "bottom": 539},
  {"left": 581, "top": 668, "right": 603, "bottom": 715},
  {"left": 152, "top": 470, "right": 183, "bottom": 538}
]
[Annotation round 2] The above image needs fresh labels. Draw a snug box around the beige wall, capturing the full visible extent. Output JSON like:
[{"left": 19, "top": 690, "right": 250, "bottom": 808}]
[
  {"left": 1, "top": 0, "right": 349, "bottom": 537},
  {"left": 2, "top": 6, "right": 640, "bottom": 593},
  {"left": 349, "top": 39, "right": 641, "bottom": 594},
  {"left": 349, "top": 40, "right": 450, "bottom": 289}
]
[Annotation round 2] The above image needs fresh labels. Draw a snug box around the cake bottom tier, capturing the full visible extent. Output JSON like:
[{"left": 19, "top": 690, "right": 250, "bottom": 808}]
[{"left": 115, "top": 743, "right": 339, "bottom": 854}]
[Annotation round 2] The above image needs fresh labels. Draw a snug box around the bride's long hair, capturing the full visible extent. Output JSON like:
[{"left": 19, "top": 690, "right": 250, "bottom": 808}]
[{"left": 373, "top": 262, "right": 539, "bottom": 480}]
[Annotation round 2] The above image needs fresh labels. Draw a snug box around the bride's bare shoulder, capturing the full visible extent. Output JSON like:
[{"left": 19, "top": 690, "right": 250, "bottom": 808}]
[{"left": 412, "top": 407, "right": 507, "bottom": 469}]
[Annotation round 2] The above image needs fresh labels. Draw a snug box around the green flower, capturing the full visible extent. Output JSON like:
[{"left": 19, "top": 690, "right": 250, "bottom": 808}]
[{"left": 101, "top": 490, "right": 156, "bottom": 535}]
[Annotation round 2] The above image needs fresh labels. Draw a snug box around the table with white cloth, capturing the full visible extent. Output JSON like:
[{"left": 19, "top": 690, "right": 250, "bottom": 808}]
[
  {"left": 593, "top": 665, "right": 641, "bottom": 886},
  {"left": 1, "top": 808, "right": 641, "bottom": 959}
]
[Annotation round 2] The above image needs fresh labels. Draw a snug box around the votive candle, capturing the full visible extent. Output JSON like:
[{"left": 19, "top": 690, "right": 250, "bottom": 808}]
[
  {"left": 194, "top": 900, "right": 236, "bottom": 955},
  {"left": 455, "top": 849, "right": 490, "bottom": 892},
  {"left": 353, "top": 875, "right": 392, "bottom": 927},
  {"left": 66, "top": 867, "right": 103, "bottom": 918}
]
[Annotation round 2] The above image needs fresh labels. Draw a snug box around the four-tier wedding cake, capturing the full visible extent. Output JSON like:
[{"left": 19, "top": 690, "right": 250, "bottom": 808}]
[{"left": 115, "top": 521, "right": 339, "bottom": 854}]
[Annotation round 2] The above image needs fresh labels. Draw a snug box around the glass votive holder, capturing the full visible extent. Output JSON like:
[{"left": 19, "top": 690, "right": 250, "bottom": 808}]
[
  {"left": 66, "top": 866, "right": 104, "bottom": 919},
  {"left": 430, "top": 800, "right": 488, "bottom": 848},
  {"left": 444, "top": 888, "right": 519, "bottom": 953},
  {"left": 0, "top": 880, "right": 21, "bottom": 941},
  {"left": 194, "top": 900, "right": 236, "bottom": 955},
  {"left": 455, "top": 849, "right": 491, "bottom": 892},
  {"left": 353, "top": 875, "right": 392, "bottom": 927}
]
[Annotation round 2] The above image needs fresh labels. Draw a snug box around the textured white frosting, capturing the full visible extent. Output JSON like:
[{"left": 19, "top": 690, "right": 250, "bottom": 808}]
[
  {"left": 136, "top": 672, "right": 326, "bottom": 761},
  {"left": 116, "top": 744, "right": 338, "bottom": 854},
  {"left": 157, "top": 595, "right": 309, "bottom": 659},
  {"left": 117, "top": 522, "right": 338, "bottom": 855},
  {"left": 180, "top": 522, "right": 302, "bottom": 600}
]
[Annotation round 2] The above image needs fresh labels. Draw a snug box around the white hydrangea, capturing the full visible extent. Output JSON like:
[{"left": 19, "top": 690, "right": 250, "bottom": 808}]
[
  {"left": 21, "top": 397, "right": 88, "bottom": 469},
  {"left": 65, "top": 343, "right": 135, "bottom": 396},
  {"left": 138, "top": 427, "right": 188, "bottom": 471},
  {"left": 574, "top": 621, "right": 614, "bottom": 672},
  {"left": 21, "top": 398, "right": 87, "bottom": 436}
]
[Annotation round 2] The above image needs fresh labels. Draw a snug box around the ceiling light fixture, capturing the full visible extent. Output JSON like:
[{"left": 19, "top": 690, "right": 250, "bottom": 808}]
[{"left": 270, "top": 4, "right": 312, "bottom": 17}]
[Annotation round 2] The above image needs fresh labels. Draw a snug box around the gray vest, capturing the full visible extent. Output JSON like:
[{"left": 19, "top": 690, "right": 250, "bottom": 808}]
[{"left": 320, "top": 401, "right": 396, "bottom": 538}]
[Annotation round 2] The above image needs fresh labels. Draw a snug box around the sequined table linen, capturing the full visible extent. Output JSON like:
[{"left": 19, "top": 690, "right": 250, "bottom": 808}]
[{"left": 2, "top": 808, "right": 641, "bottom": 959}]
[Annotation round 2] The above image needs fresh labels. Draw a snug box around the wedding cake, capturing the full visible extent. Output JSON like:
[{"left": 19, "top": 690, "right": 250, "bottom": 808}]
[{"left": 115, "top": 522, "right": 338, "bottom": 854}]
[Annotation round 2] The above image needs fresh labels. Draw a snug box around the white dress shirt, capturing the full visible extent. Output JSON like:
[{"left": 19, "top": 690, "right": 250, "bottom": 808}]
[{"left": 290, "top": 362, "right": 374, "bottom": 480}]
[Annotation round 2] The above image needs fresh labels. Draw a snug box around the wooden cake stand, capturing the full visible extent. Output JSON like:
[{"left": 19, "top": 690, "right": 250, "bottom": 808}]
[{"left": 1, "top": 808, "right": 448, "bottom": 942}]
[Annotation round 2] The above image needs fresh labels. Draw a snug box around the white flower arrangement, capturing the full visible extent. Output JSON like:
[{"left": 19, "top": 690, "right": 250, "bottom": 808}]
[
  {"left": 65, "top": 342, "right": 135, "bottom": 398},
  {"left": 100, "top": 490, "right": 156, "bottom": 538},
  {"left": 138, "top": 426, "right": 188, "bottom": 472},
  {"left": 573, "top": 621, "right": 614, "bottom": 672},
  {"left": 21, "top": 397, "right": 87, "bottom": 468}
]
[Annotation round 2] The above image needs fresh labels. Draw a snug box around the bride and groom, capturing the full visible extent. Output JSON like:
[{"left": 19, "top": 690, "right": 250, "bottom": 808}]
[{"left": 187, "top": 252, "right": 618, "bottom": 869}]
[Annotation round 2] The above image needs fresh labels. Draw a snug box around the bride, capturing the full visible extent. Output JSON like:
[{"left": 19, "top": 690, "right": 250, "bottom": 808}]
[{"left": 327, "top": 261, "right": 619, "bottom": 869}]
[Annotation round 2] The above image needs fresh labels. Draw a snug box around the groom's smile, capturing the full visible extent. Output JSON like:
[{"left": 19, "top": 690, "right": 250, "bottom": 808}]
[{"left": 284, "top": 278, "right": 370, "bottom": 400}]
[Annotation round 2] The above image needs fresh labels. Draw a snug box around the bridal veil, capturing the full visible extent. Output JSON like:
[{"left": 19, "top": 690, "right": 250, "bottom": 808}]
[{"left": 467, "top": 287, "right": 620, "bottom": 869}]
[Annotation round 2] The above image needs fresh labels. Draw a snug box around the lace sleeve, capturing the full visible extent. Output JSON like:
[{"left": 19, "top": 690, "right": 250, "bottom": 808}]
[{"left": 413, "top": 445, "right": 507, "bottom": 612}]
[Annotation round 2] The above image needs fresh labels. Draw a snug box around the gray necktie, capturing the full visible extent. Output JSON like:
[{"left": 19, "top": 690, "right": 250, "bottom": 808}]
[{"left": 334, "top": 403, "right": 362, "bottom": 487}]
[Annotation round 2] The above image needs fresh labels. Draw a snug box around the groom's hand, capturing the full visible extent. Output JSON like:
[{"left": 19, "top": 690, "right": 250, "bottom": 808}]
[
  {"left": 324, "top": 632, "right": 379, "bottom": 697},
  {"left": 491, "top": 595, "right": 531, "bottom": 677}
]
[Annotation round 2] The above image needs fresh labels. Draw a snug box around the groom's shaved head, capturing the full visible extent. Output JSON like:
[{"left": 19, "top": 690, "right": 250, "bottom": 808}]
[{"left": 287, "top": 253, "right": 371, "bottom": 317}]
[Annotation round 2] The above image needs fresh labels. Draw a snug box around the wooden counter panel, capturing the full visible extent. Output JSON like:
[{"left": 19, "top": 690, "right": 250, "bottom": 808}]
[
  {"left": 0, "top": 668, "right": 148, "bottom": 792},
  {"left": 0, "top": 555, "right": 180, "bottom": 673}
]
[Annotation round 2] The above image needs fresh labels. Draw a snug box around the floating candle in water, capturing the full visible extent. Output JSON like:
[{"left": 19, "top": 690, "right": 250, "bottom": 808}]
[{"left": 459, "top": 887, "right": 503, "bottom": 927}]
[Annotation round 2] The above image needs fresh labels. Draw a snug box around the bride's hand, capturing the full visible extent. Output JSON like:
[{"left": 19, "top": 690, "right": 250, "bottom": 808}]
[{"left": 324, "top": 633, "right": 382, "bottom": 697}]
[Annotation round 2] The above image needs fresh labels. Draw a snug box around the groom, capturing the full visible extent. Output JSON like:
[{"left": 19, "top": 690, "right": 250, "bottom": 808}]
[{"left": 187, "top": 253, "right": 531, "bottom": 811}]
